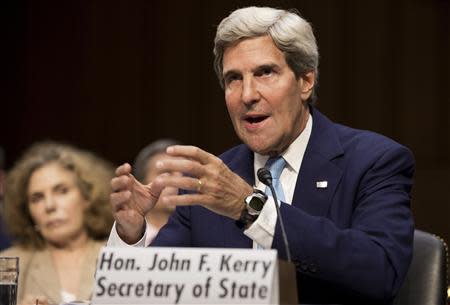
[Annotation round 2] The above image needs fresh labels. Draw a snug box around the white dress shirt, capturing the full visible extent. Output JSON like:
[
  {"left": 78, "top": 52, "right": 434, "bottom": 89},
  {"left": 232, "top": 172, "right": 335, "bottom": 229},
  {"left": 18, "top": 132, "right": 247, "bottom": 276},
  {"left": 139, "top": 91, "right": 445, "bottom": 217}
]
[
  {"left": 244, "top": 114, "right": 312, "bottom": 248},
  {"left": 108, "top": 114, "right": 312, "bottom": 248},
  {"left": 108, "top": 220, "right": 153, "bottom": 247}
]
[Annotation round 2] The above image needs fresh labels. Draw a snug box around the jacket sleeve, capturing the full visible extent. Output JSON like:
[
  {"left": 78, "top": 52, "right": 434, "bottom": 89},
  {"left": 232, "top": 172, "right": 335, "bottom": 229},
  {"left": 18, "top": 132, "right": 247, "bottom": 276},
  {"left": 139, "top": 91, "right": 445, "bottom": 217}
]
[{"left": 151, "top": 205, "right": 192, "bottom": 247}]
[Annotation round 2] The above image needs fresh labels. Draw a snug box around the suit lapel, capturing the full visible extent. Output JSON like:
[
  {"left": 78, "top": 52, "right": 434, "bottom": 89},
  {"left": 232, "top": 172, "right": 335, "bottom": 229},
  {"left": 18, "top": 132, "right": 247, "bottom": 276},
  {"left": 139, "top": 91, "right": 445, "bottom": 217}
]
[
  {"left": 24, "top": 241, "right": 103, "bottom": 303},
  {"left": 226, "top": 145, "right": 255, "bottom": 186},
  {"left": 27, "top": 249, "right": 62, "bottom": 304},
  {"left": 293, "top": 108, "right": 344, "bottom": 216},
  {"left": 78, "top": 240, "right": 104, "bottom": 300}
]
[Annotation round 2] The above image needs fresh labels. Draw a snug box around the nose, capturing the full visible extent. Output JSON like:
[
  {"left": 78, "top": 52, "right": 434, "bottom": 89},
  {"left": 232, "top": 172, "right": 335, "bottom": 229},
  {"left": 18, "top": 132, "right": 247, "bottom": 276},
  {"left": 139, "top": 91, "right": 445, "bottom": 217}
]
[
  {"left": 241, "top": 76, "right": 260, "bottom": 105},
  {"left": 44, "top": 196, "right": 57, "bottom": 213}
]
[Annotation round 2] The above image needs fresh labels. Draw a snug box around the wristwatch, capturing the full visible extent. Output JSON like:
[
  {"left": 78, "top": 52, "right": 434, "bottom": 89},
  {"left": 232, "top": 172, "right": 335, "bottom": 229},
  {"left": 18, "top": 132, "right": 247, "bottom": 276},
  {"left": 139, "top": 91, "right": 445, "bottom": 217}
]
[{"left": 237, "top": 189, "right": 268, "bottom": 228}]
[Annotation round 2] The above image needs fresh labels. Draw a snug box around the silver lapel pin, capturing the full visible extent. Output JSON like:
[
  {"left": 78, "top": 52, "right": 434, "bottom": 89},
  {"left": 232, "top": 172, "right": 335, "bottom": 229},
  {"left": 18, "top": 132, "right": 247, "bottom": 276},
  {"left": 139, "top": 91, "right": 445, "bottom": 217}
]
[{"left": 316, "top": 181, "right": 328, "bottom": 189}]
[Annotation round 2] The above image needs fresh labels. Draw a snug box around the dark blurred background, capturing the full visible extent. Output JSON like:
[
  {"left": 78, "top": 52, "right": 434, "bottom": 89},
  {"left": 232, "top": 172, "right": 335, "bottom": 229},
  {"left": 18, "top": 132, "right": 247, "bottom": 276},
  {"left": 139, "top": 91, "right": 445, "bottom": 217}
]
[{"left": 1, "top": 0, "right": 449, "bottom": 249}]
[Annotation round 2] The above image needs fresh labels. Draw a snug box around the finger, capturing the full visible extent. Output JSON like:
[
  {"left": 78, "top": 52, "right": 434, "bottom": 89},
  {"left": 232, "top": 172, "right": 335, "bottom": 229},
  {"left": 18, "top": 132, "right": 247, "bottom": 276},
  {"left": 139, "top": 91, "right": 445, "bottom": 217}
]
[
  {"left": 156, "top": 158, "right": 204, "bottom": 178},
  {"left": 166, "top": 145, "right": 216, "bottom": 165},
  {"left": 146, "top": 180, "right": 163, "bottom": 200},
  {"left": 111, "top": 175, "right": 132, "bottom": 192},
  {"left": 115, "top": 163, "right": 132, "bottom": 176},
  {"left": 153, "top": 174, "right": 200, "bottom": 192},
  {"left": 110, "top": 191, "right": 131, "bottom": 211},
  {"left": 160, "top": 193, "right": 209, "bottom": 206}
]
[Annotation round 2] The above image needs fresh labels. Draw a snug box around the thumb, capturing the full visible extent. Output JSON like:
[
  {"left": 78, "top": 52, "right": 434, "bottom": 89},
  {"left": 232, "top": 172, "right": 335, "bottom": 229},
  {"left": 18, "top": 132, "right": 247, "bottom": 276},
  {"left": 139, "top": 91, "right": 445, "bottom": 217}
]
[{"left": 147, "top": 173, "right": 172, "bottom": 200}]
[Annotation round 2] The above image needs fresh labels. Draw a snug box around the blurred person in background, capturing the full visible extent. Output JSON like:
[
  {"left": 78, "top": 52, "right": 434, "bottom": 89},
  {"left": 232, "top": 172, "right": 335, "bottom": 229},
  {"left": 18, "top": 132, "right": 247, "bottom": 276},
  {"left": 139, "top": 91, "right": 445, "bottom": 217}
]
[
  {"left": 132, "top": 139, "right": 180, "bottom": 244},
  {"left": 0, "top": 142, "right": 114, "bottom": 305},
  {"left": 0, "top": 146, "right": 12, "bottom": 250}
]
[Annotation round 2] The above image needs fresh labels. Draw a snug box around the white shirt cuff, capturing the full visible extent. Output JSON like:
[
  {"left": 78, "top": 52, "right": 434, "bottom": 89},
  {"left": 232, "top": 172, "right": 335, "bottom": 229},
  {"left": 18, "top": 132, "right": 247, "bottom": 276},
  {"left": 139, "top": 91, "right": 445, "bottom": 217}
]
[
  {"left": 107, "top": 221, "right": 148, "bottom": 247},
  {"left": 243, "top": 196, "right": 277, "bottom": 249}
]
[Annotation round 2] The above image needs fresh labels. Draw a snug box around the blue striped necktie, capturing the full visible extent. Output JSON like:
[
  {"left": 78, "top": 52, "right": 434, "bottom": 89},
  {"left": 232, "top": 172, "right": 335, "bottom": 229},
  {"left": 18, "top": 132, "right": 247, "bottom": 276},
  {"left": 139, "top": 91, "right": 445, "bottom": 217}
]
[{"left": 265, "top": 156, "right": 286, "bottom": 203}]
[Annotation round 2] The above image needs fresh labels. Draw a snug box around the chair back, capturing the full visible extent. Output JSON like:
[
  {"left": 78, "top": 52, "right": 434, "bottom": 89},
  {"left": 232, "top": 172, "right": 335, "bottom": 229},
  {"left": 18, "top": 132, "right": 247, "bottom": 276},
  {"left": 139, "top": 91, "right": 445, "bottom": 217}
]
[{"left": 394, "top": 229, "right": 448, "bottom": 305}]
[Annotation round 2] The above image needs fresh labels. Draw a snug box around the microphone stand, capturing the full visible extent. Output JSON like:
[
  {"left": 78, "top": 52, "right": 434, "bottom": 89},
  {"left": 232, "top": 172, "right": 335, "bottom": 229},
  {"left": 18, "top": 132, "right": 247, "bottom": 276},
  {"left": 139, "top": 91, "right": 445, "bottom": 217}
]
[
  {"left": 268, "top": 182, "right": 292, "bottom": 263},
  {"left": 257, "top": 167, "right": 292, "bottom": 263},
  {"left": 257, "top": 168, "right": 298, "bottom": 304}
]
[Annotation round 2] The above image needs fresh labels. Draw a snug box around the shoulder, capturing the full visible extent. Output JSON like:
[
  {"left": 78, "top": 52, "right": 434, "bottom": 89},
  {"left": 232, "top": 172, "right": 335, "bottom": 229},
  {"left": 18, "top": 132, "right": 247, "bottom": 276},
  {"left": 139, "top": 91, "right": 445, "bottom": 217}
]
[
  {"left": 0, "top": 246, "right": 34, "bottom": 271},
  {"left": 328, "top": 123, "right": 416, "bottom": 185},
  {"left": 310, "top": 107, "right": 414, "bottom": 167},
  {"left": 90, "top": 239, "right": 107, "bottom": 252},
  {"left": 81, "top": 239, "right": 107, "bottom": 266},
  {"left": 335, "top": 123, "right": 414, "bottom": 163},
  {"left": 0, "top": 245, "right": 30, "bottom": 257}
]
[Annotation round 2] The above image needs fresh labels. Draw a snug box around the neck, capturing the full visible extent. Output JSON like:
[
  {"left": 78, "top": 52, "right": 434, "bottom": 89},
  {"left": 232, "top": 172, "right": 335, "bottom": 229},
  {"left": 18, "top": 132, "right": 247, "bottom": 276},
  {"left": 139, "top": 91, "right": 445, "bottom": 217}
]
[
  {"left": 267, "top": 106, "right": 310, "bottom": 157},
  {"left": 47, "top": 230, "right": 89, "bottom": 252}
]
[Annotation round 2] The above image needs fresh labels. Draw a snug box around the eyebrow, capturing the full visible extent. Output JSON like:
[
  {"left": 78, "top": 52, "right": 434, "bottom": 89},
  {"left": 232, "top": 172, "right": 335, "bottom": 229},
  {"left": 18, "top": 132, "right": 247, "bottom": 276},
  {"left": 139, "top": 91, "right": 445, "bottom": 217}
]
[
  {"left": 254, "top": 64, "right": 278, "bottom": 73},
  {"left": 28, "top": 191, "right": 42, "bottom": 199},
  {"left": 53, "top": 182, "right": 71, "bottom": 191},
  {"left": 223, "top": 63, "right": 280, "bottom": 78},
  {"left": 28, "top": 182, "right": 68, "bottom": 195}
]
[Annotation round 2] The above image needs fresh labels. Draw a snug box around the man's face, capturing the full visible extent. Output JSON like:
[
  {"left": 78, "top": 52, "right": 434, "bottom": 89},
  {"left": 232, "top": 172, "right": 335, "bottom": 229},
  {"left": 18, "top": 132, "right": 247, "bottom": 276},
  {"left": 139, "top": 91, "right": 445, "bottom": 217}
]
[{"left": 222, "top": 35, "right": 314, "bottom": 155}]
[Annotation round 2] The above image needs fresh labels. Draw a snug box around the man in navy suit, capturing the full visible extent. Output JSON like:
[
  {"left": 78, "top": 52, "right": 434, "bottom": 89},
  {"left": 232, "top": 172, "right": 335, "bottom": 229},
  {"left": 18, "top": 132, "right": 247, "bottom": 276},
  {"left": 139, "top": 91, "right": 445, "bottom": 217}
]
[{"left": 109, "top": 6, "right": 414, "bottom": 304}]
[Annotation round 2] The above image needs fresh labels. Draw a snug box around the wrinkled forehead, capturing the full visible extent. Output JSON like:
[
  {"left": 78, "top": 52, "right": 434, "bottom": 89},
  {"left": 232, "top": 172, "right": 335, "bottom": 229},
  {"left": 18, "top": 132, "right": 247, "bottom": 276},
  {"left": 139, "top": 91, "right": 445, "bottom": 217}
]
[
  {"left": 27, "top": 162, "right": 77, "bottom": 193},
  {"left": 222, "top": 36, "right": 286, "bottom": 74}
]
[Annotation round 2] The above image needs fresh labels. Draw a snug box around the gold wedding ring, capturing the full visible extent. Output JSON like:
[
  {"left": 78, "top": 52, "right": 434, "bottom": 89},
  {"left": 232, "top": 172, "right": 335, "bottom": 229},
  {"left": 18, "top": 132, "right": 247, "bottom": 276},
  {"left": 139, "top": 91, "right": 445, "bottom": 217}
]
[{"left": 197, "top": 179, "right": 203, "bottom": 192}]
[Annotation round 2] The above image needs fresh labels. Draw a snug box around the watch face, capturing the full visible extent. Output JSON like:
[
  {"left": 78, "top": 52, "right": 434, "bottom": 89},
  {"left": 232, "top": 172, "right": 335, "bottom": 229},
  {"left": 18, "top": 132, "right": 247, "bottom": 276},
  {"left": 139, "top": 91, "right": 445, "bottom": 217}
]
[{"left": 249, "top": 197, "right": 264, "bottom": 211}]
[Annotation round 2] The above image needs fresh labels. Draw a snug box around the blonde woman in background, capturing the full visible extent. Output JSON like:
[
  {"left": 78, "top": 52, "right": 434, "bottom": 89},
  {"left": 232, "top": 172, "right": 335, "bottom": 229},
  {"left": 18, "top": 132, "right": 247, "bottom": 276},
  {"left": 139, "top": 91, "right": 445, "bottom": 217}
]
[{"left": 0, "top": 142, "right": 114, "bottom": 305}]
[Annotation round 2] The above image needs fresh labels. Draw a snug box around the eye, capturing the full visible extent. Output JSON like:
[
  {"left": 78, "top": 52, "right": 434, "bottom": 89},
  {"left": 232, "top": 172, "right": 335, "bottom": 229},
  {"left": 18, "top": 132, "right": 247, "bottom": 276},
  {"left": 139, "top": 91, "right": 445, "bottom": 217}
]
[
  {"left": 54, "top": 184, "right": 70, "bottom": 195},
  {"left": 262, "top": 67, "right": 273, "bottom": 75},
  {"left": 255, "top": 66, "right": 273, "bottom": 77},
  {"left": 29, "top": 193, "right": 43, "bottom": 204},
  {"left": 224, "top": 73, "right": 241, "bottom": 86}
]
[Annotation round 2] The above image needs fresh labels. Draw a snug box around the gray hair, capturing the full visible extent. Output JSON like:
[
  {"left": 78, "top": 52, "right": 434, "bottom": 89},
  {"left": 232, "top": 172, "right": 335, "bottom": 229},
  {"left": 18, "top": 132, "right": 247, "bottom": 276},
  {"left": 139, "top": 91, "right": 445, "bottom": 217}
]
[
  {"left": 213, "top": 6, "right": 319, "bottom": 103},
  {"left": 133, "top": 139, "right": 180, "bottom": 183}
]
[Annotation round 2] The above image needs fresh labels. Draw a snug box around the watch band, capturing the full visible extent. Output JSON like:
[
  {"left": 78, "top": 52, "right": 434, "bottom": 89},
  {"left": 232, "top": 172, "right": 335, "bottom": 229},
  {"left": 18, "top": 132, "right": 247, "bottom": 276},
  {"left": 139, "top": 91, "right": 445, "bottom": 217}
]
[
  {"left": 236, "top": 207, "right": 258, "bottom": 229},
  {"left": 236, "top": 188, "right": 267, "bottom": 229}
]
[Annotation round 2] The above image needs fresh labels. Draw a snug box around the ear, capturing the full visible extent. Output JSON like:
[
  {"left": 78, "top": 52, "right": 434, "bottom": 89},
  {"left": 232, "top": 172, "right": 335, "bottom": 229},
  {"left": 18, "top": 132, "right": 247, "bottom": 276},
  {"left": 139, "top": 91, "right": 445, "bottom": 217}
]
[{"left": 298, "top": 71, "right": 315, "bottom": 101}]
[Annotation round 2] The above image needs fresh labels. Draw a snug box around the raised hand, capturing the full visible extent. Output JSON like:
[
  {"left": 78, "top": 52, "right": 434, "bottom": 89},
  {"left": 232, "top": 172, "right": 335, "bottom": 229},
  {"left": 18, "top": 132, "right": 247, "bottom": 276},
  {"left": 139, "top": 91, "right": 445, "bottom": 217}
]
[
  {"left": 110, "top": 163, "right": 163, "bottom": 243},
  {"left": 153, "top": 145, "right": 253, "bottom": 220}
]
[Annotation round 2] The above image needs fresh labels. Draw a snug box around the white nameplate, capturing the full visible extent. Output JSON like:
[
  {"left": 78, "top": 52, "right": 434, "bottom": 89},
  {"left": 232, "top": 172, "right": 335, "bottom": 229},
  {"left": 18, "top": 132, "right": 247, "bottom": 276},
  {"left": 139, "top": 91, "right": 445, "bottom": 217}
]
[{"left": 91, "top": 247, "right": 279, "bottom": 304}]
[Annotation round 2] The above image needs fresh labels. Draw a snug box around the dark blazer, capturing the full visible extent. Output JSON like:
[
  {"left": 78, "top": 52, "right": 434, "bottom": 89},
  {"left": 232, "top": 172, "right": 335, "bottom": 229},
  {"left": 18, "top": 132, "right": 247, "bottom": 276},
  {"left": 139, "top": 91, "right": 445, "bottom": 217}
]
[{"left": 152, "top": 107, "right": 415, "bottom": 304}]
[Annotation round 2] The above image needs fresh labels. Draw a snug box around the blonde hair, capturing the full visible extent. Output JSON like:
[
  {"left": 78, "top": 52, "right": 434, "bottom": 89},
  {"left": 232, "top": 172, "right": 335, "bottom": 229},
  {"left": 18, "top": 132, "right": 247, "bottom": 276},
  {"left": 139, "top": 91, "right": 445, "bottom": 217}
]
[{"left": 3, "top": 141, "right": 114, "bottom": 249}]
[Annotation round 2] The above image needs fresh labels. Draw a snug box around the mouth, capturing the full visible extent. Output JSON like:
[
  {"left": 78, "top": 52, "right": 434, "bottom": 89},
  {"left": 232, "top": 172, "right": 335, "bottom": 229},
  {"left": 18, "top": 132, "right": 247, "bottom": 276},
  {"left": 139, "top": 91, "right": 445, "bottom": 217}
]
[
  {"left": 243, "top": 114, "right": 269, "bottom": 125},
  {"left": 46, "top": 219, "right": 65, "bottom": 228}
]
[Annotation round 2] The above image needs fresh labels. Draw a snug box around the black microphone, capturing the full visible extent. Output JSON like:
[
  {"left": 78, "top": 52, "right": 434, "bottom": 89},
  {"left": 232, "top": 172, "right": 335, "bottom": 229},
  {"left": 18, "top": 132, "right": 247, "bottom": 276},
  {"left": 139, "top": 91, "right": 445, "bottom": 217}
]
[
  {"left": 257, "top": 168, "right": 292, "bottom": 263},
  {"left": 257, "top": 167, "right": 272, "bottom": 185}
]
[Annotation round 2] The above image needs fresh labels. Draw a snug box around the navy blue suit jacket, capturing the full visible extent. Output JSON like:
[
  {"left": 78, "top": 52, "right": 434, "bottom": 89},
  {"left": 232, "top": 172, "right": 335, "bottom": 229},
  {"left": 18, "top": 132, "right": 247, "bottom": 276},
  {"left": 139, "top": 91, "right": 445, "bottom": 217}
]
[{"left": 152, "top": 107, "right": 415, "bottom": 304}]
